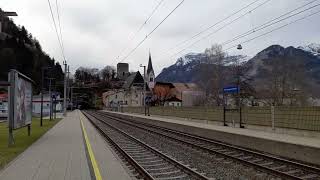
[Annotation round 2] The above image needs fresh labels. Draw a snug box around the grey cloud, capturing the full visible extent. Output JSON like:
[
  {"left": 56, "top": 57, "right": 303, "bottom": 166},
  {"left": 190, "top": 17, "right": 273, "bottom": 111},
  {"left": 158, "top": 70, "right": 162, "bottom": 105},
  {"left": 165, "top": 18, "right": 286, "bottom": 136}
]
[{"left": 1, "top": 0, "right": 319, "bottom": 75}]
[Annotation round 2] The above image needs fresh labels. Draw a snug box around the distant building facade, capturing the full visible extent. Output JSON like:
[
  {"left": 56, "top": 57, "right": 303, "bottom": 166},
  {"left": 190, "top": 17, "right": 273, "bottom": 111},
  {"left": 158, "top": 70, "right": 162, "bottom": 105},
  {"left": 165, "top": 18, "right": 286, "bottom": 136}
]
[
  {"left": 32, "top": 93, "right": 63, "bottom": 117},
  {"left": 103, "top": 71, "right": 148, "bottom": 108},
  {"left": 153, "top": 82, "right": 205, "bottom": 107},
  {"left": 0, "top": 93, "right": 8, "bottom": 118}
]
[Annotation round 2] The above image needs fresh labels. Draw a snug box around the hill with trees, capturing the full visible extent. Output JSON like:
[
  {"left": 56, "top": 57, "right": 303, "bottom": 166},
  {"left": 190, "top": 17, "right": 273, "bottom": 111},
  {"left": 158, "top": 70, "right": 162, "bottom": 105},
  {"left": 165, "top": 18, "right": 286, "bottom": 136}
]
[{"left": 0, "top": 8, "right": 64, "bottom": 93}]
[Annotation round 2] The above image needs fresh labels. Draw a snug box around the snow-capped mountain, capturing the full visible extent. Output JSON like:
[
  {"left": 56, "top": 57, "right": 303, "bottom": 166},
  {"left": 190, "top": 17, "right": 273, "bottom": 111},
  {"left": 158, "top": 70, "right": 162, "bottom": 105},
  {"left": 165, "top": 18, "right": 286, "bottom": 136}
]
[
  {"left": 156, "top": 44, "right": 320, "bottom": 95},
  {"left": 156, "top": 53, "right": 207, "bottom": 83},
  {"left": 298, "top": 43, "right": 320, "bottom": 57},
  {"left": 174, "top": 53, "right": 207, "bottom": 66}
]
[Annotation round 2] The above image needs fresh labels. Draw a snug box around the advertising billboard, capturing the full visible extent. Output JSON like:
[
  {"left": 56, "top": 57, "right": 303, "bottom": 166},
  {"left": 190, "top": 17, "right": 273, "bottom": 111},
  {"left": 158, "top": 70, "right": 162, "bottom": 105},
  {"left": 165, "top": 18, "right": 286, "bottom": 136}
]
[{"left": 9, "top": 70, "right": 33, "bottom": 129}]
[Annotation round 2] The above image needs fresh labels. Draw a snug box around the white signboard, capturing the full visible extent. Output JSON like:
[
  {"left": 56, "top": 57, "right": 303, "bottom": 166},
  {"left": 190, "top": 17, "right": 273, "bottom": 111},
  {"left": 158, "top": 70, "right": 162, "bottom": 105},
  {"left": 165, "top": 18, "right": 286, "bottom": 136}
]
[{"left": 9, "top": 70, "right": 33, "bottom": 129}]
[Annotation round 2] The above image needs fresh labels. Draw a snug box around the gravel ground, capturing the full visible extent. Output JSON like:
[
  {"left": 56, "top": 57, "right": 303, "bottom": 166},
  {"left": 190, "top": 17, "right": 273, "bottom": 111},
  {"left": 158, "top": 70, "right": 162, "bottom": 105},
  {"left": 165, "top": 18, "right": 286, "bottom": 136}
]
[
  {"left": 100, "top": 115, "right": 278, "bottom": 180},
  {"left": 90, "top": 117, "right": 199, "bottom": 180}
]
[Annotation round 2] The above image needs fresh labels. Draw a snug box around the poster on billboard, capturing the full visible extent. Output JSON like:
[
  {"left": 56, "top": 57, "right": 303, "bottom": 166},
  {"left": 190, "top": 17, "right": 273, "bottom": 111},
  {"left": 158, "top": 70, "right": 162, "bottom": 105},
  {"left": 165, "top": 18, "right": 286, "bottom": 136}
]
[{"left": 8, "top": 70, "right": 33, "bottom": 130}]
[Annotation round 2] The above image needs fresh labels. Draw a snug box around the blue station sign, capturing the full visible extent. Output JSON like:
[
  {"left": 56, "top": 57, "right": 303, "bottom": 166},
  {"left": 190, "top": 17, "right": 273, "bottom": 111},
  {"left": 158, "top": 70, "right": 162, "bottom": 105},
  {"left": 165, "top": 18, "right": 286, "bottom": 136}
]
[{"left": 223, "top": 86, "right": 240, "bottom": 93}]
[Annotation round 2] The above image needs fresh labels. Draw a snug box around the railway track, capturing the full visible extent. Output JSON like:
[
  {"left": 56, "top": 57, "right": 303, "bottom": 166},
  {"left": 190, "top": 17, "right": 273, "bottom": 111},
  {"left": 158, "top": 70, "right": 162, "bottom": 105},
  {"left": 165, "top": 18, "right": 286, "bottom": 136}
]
[
  {"left": 89, "top": 110, "right": 320, "bottom": 180},
  {"left": 82, "top": 111, "right": 210, "bottom": 180}
]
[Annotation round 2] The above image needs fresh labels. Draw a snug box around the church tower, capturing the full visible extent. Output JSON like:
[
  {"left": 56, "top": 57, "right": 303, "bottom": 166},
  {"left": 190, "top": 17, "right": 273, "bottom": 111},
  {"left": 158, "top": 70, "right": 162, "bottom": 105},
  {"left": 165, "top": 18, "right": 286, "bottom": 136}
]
[{"left": 147, "top": 51, "right": 155, "bottom": 89}]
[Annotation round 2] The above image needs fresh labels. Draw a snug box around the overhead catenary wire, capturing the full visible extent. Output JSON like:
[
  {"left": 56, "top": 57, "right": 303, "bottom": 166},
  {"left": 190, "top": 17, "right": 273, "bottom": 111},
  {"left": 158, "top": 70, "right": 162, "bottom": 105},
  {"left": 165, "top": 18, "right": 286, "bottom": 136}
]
[
  {"left": 119, "top": 0, "right": 185, "bottom": 63},
  {"left": 221, "top": 0, "right": 320, "bottom": 46},
  {"left": 163, "top": 0, "right": 272, "bottom": 59},
  {"left": 47, "top": 0, "right": 66, "bottom": 63},
  {"left": 225, "top": 9, "right": 320, "bottom": 51},
  {"left": 115, "top": 0, "right": 165, "bottom": 60},
  {"left": 159, "top": 0, "right": 262, "bottom": 55},
  {"left": 55, "top": 0, "right": 65, "bottom": 58}
]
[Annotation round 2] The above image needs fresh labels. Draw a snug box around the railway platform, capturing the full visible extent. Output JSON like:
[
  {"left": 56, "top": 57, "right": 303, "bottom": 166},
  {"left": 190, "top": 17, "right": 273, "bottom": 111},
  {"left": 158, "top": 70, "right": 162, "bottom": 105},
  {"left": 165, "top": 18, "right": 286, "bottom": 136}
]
[
  {"left": 0, "top": 110, "right": 132, "bottom": 180},
  {"left": 103, "top": 110, "right": 320, "bottom": 166}
]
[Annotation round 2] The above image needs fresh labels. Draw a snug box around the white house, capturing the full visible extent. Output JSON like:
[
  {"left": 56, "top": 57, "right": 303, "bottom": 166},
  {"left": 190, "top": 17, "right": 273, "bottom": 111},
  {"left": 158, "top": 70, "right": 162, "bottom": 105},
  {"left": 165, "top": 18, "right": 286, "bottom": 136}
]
[
  {"left": 32, "top": 93, "right": 63, "bottom": 117},
  {"left": 0, "top": 93, "right": 8, "bottom": 118},
  {"left": 103, "top": 71, "right": 148, "bottom": 108}
]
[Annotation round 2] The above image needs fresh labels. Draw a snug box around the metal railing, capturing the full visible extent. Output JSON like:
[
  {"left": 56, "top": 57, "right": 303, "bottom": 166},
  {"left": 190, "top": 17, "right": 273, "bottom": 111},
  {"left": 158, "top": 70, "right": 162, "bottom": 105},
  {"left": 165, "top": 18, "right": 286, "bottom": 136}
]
[{"left": 120, "top": 106, "right": 320, "bottom": 132}]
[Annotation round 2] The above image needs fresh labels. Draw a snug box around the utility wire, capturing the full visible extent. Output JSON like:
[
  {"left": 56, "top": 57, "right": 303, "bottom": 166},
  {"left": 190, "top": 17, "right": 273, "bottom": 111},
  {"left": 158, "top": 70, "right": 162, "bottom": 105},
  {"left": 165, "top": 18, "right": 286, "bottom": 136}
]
[
  {"left": 225, "top": 9, "right": 320, "bottom": 51},
  {"left": 165, "top": 0, "right": 272, "bottom": 59},
  {"left": 55, "top": 0, "right": 65, "bottom": 58},
  {"left": 159, "top": 0, "right": 262, "bottom": 55},
  {"left": 221, "top": 0, "right": 320, "bottom": 46},
  {"left": 47, "top": 0, "right": 66, "bottom": 62},
  {"left": 115, "top": 0, "right": 165, "bottom": 60},
  {"left": 120, "top": 0, "right": 185, "bottom": 62}
]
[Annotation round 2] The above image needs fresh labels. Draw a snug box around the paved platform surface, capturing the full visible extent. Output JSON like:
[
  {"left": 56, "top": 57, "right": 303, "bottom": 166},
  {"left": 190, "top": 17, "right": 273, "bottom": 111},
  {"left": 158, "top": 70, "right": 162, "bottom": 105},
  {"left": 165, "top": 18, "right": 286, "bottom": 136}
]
[
  {"left": 0, "top": 110, "right": 132, "bottom": 180},
  {"left": 78, "top": 111, "right": 133, "bottom": 180},
  {"left": 106, "top": 111, "right": 320, "bottom": 149}
]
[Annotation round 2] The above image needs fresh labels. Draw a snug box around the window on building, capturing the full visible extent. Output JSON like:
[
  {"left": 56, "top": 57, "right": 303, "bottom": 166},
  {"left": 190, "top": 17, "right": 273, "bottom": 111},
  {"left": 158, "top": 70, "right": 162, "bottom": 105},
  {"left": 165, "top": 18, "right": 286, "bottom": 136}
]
[
  {"left": 115, "top": 95, "right": 117, "bottom": 99},
  {"left": 150, "top": 77, "right": 153, "bottom": 81}
]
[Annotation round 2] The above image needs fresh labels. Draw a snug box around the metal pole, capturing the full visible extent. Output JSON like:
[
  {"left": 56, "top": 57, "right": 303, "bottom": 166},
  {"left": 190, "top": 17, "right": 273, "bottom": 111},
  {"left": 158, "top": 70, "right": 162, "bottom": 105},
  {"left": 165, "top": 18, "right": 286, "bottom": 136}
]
[
  {"left": 143, "top": 66, "right": 146, "bottom": 116},
  {"left": 238, "top": 86, "right": 244, "bottom": 128},
  {"left": 271, "top": 106, "right": 275, "bottom": 130},
  {"left": 223, "top": 106, "right": 227, "bottom": 126},
  {"left": 8, "top": 71, "right": 15, "bottom": 146},
  {"left": 67, "top": 65, "right": 70, "bottom": 109},
  {"left": 54, "top": 98, "right": 56, "bottom": 119},
  {"left": 27, "top": 125, "right": 31, "bottom": 136},
  {"left": 49, "top": 79, "right": 52, "bottom": 120},
  {"left": 63, "top": 62, "right": 67, "bottom": 116},
  {"left": 40, "top": 68, "right": 44, "bottom": 126},
  {"left": 71, "top": 87, "right": 73, "bottom": 111}
]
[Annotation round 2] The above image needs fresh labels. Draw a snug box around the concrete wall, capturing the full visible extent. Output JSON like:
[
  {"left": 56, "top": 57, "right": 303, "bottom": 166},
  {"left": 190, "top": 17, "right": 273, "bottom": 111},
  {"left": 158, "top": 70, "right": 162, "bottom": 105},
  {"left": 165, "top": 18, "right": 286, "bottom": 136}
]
[{"left": 105, "top": 111, "right": 320, "bottom": 166}]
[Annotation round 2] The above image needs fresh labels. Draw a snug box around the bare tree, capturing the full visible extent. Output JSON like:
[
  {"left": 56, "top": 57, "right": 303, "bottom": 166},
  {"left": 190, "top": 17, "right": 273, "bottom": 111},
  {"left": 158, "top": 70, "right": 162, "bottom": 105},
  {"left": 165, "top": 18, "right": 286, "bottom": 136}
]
[
  {"left": 100, "top": 65, "right": 115, "bottom": 81},
  {"left": 262, "top": 57, "right": 308, "bottom": 106},
  {"left": 204, "top": 44, "right": 227, "bottom": 106},
  {"left": 223, "top": 55, "right": 254, "bottom": 106}
]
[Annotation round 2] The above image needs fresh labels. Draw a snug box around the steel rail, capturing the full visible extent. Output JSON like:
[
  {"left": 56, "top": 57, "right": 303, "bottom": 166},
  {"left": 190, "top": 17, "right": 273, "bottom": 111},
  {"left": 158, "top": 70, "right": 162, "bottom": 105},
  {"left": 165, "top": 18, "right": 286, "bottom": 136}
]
[
  {"left": 97, "top": 111, "right": 320, "bottom": 180},
  {"left": 82, "top": 111, "right": 154, "bottom": 180},
  {"left": 83, "top": 111, "right": 209, "bottom": 180}
]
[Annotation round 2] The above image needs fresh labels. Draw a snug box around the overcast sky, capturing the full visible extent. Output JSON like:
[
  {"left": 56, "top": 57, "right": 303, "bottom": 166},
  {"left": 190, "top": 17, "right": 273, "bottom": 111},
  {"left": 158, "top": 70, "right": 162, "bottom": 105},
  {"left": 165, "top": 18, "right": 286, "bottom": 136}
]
[{"left": 1, "top": 0, "right": 319, "bottom": 75}]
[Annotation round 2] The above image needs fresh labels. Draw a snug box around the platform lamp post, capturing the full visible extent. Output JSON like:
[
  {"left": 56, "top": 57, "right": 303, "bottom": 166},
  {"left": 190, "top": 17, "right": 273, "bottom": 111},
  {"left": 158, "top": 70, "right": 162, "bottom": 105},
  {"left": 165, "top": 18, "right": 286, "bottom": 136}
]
[
  {"left": 237, "top": 44, "right": 244, "bottom": 128},
  {"left": 47, "top": 77, "right": 55, "bottom": 120},
  {"left": 40, "top": 66, "right": 52, "bottom": 126},
  {"left": 0, "top": 11, "right": 18, "bottom": 33},
  {"left": 140, "top": 64, "right": 147, "bottom": 116},
  {"left": 63, "top": 61, "right": 67, "bottom": 116}
]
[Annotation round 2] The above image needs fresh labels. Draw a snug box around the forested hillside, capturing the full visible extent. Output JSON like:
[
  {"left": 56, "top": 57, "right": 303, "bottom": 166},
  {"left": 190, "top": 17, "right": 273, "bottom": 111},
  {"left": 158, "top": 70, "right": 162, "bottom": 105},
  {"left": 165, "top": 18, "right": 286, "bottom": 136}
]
[{"left": 0, "top": 8, "right": 64, "bottom": 93}]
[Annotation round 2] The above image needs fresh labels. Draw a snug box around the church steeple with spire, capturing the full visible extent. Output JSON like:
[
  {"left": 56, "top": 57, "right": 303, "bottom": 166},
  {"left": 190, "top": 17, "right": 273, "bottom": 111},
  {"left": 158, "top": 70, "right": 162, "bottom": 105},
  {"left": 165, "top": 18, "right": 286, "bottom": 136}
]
[{"left": 147, "top": 51, "right": 155, "bottom": 89}]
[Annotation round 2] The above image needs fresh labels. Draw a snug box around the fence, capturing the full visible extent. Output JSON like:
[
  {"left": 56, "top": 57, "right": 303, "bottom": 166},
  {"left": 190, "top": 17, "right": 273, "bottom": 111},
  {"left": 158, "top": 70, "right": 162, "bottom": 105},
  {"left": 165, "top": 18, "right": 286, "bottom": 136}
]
[{"left": 120, "top": 106, "right": 320, "bottom": 132}]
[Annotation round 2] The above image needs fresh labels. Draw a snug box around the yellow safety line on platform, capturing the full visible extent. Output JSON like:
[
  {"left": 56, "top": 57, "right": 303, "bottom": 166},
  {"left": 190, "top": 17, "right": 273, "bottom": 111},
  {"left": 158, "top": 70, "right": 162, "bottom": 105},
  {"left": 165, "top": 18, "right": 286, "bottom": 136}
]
[{"left": 80, "top": 118, "right": 103, "bottom": 180}]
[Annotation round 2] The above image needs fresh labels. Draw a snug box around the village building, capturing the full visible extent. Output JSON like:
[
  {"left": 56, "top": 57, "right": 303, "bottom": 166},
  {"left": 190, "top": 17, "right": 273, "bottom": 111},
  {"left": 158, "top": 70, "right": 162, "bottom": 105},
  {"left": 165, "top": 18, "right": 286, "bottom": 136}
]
[
  {"left": 0, "top": 93, "right": 8, "bottom": 118},
  {"left": 153, "top": 82, "right": 205, "bottom": 107},
  {"left": 103, "top": 71, "right": 149, "bottom": 108},
  {"left": 32, "top": 92, "right": 63, "bottom": 117}
]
